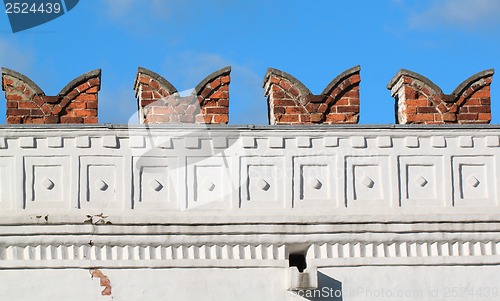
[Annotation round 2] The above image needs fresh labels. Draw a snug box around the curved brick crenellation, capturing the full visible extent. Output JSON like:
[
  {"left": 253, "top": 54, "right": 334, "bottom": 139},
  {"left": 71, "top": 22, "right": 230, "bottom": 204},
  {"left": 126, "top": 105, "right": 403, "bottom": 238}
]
[
  {"left": 2, "top": 68, "right": 101, "bottom": 124},
  {"left": 0, "top": 65, "right": 496, "bottom": 125},
  {"left": 262, "top": 66, "right": 361, "bottom": 125},
  {"left": 388, "top": 69, "right": 494, "bottom": 124},
  {"left": 134, "top": 66, "right": 231, "bottom": 124}
]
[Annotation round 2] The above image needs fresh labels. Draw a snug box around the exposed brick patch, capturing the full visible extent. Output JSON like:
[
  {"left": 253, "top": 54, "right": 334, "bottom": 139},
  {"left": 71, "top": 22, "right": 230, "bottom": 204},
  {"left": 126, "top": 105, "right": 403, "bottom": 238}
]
[
  {"left": 134, "top": 66, "right": 231, "bottom": 124},
  {"left": 90, "top": 269, "right": 112, "bottom": 296},
  {"left": 263, "top": 66, "right": 360, "bottom": 125},
  {"left": 387, "top": 69, "right": 494, "bottom": 124},
  {"left": 1, "top": 68, "right": 101, "bottom": 124}
]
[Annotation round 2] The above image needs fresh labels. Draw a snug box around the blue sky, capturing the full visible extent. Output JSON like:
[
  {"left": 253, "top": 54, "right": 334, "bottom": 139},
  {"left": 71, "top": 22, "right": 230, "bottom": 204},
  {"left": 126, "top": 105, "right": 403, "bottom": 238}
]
[{"left": 0, "top": 0, "right": 499, "bottom": 125}]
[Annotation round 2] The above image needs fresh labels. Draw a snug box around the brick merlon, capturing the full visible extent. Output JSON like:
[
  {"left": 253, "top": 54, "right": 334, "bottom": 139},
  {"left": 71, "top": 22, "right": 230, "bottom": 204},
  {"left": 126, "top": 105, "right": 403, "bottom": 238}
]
[
  {"left": 134, "top": 67, "right": 178, "bottom": 94},
  {"left": 1, "top": 67, "right": 45, "bottom": 95},
  {"left": 193, "top": 66, "right": 231, "bottom": 96},
  {"left": 451, "top": 69, "right": 494, "bottom": 97},
  {"left": 263, "top": 68, "right": 312, "bottom": 99},
  {"left": 59, "top": 69, "right": 102, "bottom": 96},
  {"left": 321, "top": 65, "right": 361, "bottom": 95},
  {"left": 387, "top": 69, "right": 443, "bottom": 94}
]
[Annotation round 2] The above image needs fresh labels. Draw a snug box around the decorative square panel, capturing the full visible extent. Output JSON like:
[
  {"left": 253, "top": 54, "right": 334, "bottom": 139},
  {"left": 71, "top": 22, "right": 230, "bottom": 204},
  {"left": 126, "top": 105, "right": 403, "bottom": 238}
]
[
  {"left": 453, "top": 156, "right": 496, "bottom": 207},
  {"left": 187, "top": 157, "right": 233, "bottom": 210},
  {"left": 346, "top": 156, "right": 392, "bottom": 208},
  {"left": 240, "top": 156, "right": 286, "bottom": 209},
  {"left": 79, "top": 157, "right": 124, "bottom": 209},
  {"left": 399, "top": 156, "right": 445, "bottom": 207},
  {"left": 24, "top": 157, "right": 70, "bottom": 209},
  {"left": 293, "top": 156, "right": 336, "bottom": 208},
  {"left": 0, "top": 157, "right": 14, "bottom": 209},
  {"left": 133, "top": 157, "right": 178, "bottom": 210}
]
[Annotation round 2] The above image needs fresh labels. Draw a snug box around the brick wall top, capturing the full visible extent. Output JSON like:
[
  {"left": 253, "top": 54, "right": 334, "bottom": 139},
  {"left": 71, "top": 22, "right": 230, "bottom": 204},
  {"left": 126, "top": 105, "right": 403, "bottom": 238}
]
[
  {"left": 133, "top": 67, "right": 178, "bottom": 96},
  {"left": 0, "top": 65, "right": 496, "bottom": 125},
  {"left": 388, "top": 69, "right": 494, "bottom": 98},
  {"left": 263, "top": 68, "right": 313, "bottom": 100},
  {"left": 263, "top": 66, "right": 361, "bottom": 124},
  {"left": 388, "top": 69, "right": 494, "bottom": 124},
  {"left": 134, "top": 66, "right": 231, "bottom": 124},
  {"left": 193, "top": 66, "right": 231, "bottom": 96},
  {"left": 58, "top": 69, "right": 102, "bottom": 96},
  {"left": 2, "top": 68, "right": 101, "bottom": 124},
  {"left": 1, "top": 68, "right": 45, "bottom": 95}
]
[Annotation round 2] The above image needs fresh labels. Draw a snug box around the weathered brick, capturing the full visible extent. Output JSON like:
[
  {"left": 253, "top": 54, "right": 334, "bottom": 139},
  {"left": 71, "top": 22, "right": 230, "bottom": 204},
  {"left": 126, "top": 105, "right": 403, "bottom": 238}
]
[
  {"left": 6, "top": 116, "right": 22, "bottom": 124},
  {"left": 67, "top": 102, "right": 87, "bottom": 109},
  {"left": 217, "top": 99, "right": 229, "bottom": 107},
  {"left": 6, "top": 93, "right": 24, "bottom": 101},
  {"left": 458, "top": 113, "right": 479, "bottom": 121},
  {"left": 83, "top": 116, "right": 99, "bottom": 124},
  {"left": 220, "top": 75, "right": 230, "bottom": 84},
  {"left": 274, "top": 107, "right": 286, "bottom": 114},
  {"left": 30, "top": 109, "right": 44, "bottom": 116},
  {"left": 141, "top": 91, "right": 153, "bottom": 99},
  {"left": 210, "top": 91, "right": 228, "bottom": 99},
  {"left": 389, "top": 69, "right": 493, "bottom": 124},
  {"left": 467, "top": 106, "right": 490, "bottom": 113},
  {"left": 24, "top": 117, "right": 45, "bottom": 124},
  {"left": 274, "top": 99, "right": 297, "bottom": 107},
  {"left": 325, "top": 113, "right": 346, "bottom": 122},
  {"left": 60, "top": 116, "right": 84, "bottom": 123},
  {"left": 200, "top": 87, "right": 212, "bottom": 98},
  {"left": 272, "top": 91, "right": 288, "bottom": 99},
  {"left": 43, "top": 116, "right": 59, "bottom": 123},
  {"left": 277, "top": 114, "right": 300, "bottom": 123},
  {"left": 179, "top": 114, "right": 195, "bottom": 123},
  {"left": 88, "top": 78, "right": 100, "bottom": 87},
  {"left": 149, "top": 80, "right": 160, "bottom": 90},
  {"left": 6, "top": 101, "right": 18, "bottom": 108},
  {"left": 152, "top": 107, "right": 175, "bottom": 115},
  {"left": 75, "top": 93, "right": 97, "bottom": 101},
  {"left": 265, "top": 66, "right": 360, "bottom": 125},
  {"left": 3, "top": 77, "right": 13, "bottom": 86},
  {"left": 210, "top": 79, "right": 222, "bottom": 90},
  {"left": 7, "top": 108, "right": 30, "bottom": 116},
  {"left": 86, "top": 101, "right": 98, "bottom": 109},
  {"left": 289, "top": 87, "right": 300, "bottom": 97},
  {"left": 76, "top": 82, "right": 91, "bottom": 93},
  {"left": 213, "top": 114, "right": 229, "bottom": 123},
  {"left": 408, "top": 114, "right": 435, "bottom": 122},
  {"left": 336, "top": 106, "right": 358, "bottom": 113},
  {"left": 299, "top": 114, "right": 311, "bottom": 123},
  {"left": 464, "top": 99, "right": 482, "bottom": 106},
  {"left": 285, "top": 107, "right": 304, "bottom": 115},
  {"left": 478, "top": 113, "right": 492, "bottom": 121},
  {"left": 442, "top": 113, "right": 457, "bottom": 122},
  {"left": 73, "top": 109, "right": 96, "bottom": 117},
  {"left": 406, "top": 99, "right": 429, "bottom": 107},
  {"left": 198, "top": 114, "right": 214, "bottom": 124},
  {"left": 337, "top": 97, "right": 354, "bottom": 106},
  {"left": 310, "top": 113, "right": 323, "bottom": 123},
  {"left": 417, "top": 107, "right": 438, "bottom": 114},
  {"left": 138, "top": 75, "right": 150, "bottom": 85},
  {"left": 86, "top": 86, "right": 99, "bottom": 94},
  {"left": 205, "top": 107, "right": 228, "bottom": 114}
]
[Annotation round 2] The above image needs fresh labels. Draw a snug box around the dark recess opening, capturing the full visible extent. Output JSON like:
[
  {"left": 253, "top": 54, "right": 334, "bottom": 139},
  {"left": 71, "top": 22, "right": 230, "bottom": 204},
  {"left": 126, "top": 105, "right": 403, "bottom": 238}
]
[{"left": 289, "top": 253, "right": 307, "bottom": 272}]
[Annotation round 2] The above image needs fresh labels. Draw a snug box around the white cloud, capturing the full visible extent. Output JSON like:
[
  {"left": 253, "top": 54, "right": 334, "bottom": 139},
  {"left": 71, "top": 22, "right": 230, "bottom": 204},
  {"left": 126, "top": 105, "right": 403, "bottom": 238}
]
[
  {"left": 0, "top": 39, "right": 36, "bottom": 123},
  {"left": 100, "top": 0, "right": 136, "bottom": 17},
  {"left": 0, "top": 39, "right": 34, "bottom": 72},
  {"left": 99, "top": 0, "right": 215, "bottom": 25},
  {"left": 410, "top": 0, "right": 500, "bottom": 30}
]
